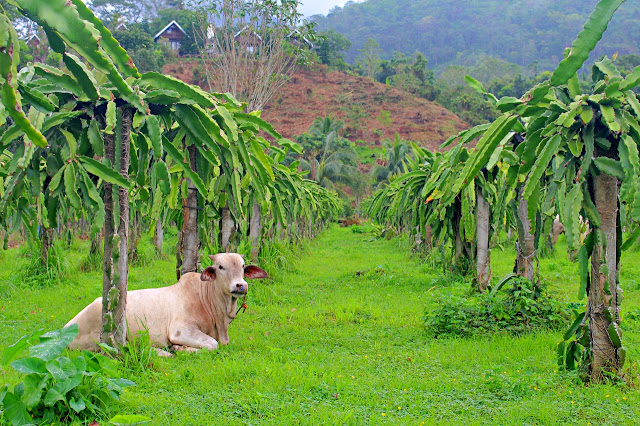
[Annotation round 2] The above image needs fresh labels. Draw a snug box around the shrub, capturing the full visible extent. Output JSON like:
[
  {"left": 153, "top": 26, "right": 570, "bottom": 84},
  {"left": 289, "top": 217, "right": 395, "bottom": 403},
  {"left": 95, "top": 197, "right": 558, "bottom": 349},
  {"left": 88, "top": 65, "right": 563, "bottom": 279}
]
[
  {"left": 79, "top": 248, "right": 102, "bottom": 272},
  {"left": 428, "top": 271, "right": 468, "bottom": 288},
  {"left": 0, "top": 325, "right": 136, "bottom": 424},
  {"left": 14, "top": 242, "right": 70, "bottom": 288},
  {"left": 351, "top": 222, "right": 378, "bottom": 234},
  {"left": 101, "top": 324, "right": 157, "bottom": 376},
  {"left": 129, "top": 238, "right": 155, "bottom": 268},
  {"left": 258, "top": 238, "right": 301, "bottom": 276},
  {"left": 192, "top": 65, "right": 206, "bottom": 85},
  {"left": 423, "top": 277, "right": 570, "bottom": 338}
]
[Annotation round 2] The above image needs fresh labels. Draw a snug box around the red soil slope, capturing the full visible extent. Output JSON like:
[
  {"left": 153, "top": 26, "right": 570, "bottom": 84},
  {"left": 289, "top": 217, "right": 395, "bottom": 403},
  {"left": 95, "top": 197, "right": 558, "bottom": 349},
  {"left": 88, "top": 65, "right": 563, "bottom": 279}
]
[
  {"left": 163, "top": 62, "right": 468, "bottom": 151},
  {"left": 262, "top": 66, "right": 468, "bottom": 150}
]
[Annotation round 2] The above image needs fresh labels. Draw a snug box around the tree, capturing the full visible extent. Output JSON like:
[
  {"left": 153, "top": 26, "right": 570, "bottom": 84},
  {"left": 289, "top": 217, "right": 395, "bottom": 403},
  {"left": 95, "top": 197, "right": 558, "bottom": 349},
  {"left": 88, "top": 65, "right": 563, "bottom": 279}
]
[
  {"left": 89, "top": 0, "right": 147, "bottom": 25},
  {"left": 373, "top": 51, "right": 439, "bottom": 101},
  {"left": 0, "top": 0, "right": 146, "bottom": 349},
  {"left": 370, "top": 133, "right": 410, "bottom": 185},
  {"left": 297, "top": 116, "right": 345, "bottom": 181},
  {"left": 194, "top": 0, "right": 316, "bottom": 111},
  {"left": 294, "top": 116, "right": 365, "bottom": 199},
  {"left": 312, "top": 0, "right": 639, "bottom": 71},
  {"left": 411, "top": 53, "right": 431, "bottom": 84},
  {"left": 191, "top": 0, "right": 318, "bottom": 259},
  {"left": 315, "top": 148, "right": 364, "bottom": 199},
  {"left": 356, "top": 38, "right": 381, "bottom": 79},
  {"left": 615, "top": 53, "right": 640, "bottom": 75},
  {"left": 314, "top": 29, "right": 351, "bottom": 70},
  {"left": 89, "top": 0, "right": 178, "bottom": 25},
  {"left": 113, "top": 25, "right": 165, "bottom": 72},
  {"left": 435, "top": 65, "right": 499, "bottom": 125}
]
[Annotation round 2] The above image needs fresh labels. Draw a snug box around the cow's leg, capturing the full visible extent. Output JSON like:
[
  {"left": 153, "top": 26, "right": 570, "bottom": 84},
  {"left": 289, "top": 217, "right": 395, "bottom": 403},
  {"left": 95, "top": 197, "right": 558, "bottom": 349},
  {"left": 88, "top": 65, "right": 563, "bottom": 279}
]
[
  {"left": 153, "top": 347, "right": 174, "bottom": 358},
  {"left": 170, "top": 344, "right": 199, "bottom": 353},
  {"left": 168, "top": 327, "right": 219, "bottom": 351}
]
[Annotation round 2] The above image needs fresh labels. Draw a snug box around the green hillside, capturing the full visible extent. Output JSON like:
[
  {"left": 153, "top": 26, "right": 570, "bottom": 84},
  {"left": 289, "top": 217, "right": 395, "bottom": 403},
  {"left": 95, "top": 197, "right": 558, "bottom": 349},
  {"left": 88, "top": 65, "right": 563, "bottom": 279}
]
[{"left": 313, "top": 0, "right": 640, "bottom": 70}]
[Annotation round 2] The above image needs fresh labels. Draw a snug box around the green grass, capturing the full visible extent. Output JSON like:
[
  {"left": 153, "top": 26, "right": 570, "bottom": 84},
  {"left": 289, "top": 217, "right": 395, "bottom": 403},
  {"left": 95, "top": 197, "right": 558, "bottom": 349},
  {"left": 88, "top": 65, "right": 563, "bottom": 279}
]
[
  {"left": 354, "top": 143, "right": 384, "bottom": 165},
  {"left": 1, "top": 226, "right": 639, "bottom": 424}
]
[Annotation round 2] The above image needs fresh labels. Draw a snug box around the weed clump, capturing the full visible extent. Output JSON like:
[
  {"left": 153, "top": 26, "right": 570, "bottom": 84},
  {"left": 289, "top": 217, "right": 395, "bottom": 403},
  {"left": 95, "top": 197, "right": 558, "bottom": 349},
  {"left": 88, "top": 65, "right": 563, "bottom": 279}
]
[
  {"left": 101, "top": 325, "right": 157, "bottom": 375},
  {"left": 257, "top": 239, "right": 303, "bottom": 278},
  {"left": 423, "top": 277, "right": 570, "bottom": 338},
  {"left": 79, "top": 249, "right": 102, "bottom": 272},
  {"left": 14, "top": 243, "right": 70, "bottom": 288},
  {"left": 350, "top": 222, "right": 378, "bottom": 234}
]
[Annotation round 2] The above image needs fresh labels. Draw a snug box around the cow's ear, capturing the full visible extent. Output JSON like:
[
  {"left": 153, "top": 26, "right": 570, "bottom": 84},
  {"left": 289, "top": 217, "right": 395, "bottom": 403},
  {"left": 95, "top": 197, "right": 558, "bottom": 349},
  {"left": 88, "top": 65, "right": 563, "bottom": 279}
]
[
  {"left": 201, "top": 266, "right": 216, "bottom": 281},
  {"left": 244, "top": 265, "right": 268, "bottom": 279},
  {"left": 208, "top": 254, "right": 217, "bottom": 262}
]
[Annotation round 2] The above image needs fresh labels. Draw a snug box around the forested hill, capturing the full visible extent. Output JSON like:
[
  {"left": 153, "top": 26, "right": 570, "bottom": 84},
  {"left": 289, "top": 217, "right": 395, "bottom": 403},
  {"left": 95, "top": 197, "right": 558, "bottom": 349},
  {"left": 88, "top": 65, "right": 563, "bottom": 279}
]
[{"left": 313, "top": 0, "right": 640, "bottom": 70}]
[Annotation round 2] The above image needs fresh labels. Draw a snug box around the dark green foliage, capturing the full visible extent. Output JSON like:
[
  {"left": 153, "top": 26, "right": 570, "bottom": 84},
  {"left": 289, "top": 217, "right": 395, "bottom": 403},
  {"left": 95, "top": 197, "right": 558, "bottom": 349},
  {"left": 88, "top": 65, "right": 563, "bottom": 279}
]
[
  {"left": 296, "top": 116, "right": 366, "bottom": 198},
  {"left": 113, "top": 26, "right": 165, "bottom": 73},
  {"left": 487, "top": 74, "right": 545, "bottom": 99},
  {"left": 315, "top": 29, "right": 352, "bottom": 70},
  {"left": 314, "top": 0, "right": 640, "bottom": 71},
  {"left": 0, "top": 325, "right": 136, "bottom": 425},
  {"left": 377, "top": 51, "right": 438, "bottom": 101},
  {"left": 433, "top": 65, "right": 499, "bottom": 125},
  {"left": 556, "top": 309, "right": 591, "bottom": 374},
  {"left": 423, "top": 277, "right": 570, "bottom": 338},
  {"left": 616, "top": 53, "right": 640, "bottom": 75},
  {"left": 369, "top": 136, "right": 410, "bottom": 185}
]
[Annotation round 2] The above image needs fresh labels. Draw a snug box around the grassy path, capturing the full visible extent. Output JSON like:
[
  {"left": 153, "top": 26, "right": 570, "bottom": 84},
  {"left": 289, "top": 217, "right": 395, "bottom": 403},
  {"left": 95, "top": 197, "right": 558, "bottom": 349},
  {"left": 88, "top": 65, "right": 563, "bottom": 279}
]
[
  {"left": 124, "top": 225, "right": 640, "bottom": 425},
  {"left": 1, "top": 224, "right": 639, "bottom": 424}
]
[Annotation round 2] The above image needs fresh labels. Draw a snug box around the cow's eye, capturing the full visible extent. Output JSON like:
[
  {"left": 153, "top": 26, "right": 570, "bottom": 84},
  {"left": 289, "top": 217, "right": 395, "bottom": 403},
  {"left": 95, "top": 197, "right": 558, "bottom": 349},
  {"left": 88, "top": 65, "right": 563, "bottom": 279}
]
[{"left": 218, "top": 265, "right": 224, "bottom": 270}]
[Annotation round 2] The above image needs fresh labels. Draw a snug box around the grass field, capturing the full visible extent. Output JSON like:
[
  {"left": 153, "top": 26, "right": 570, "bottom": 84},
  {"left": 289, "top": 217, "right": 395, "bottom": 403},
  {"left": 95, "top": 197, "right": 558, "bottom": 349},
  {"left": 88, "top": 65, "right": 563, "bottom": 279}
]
[{"left": 1, "top": 225, "right": 639, "bottom": 424}]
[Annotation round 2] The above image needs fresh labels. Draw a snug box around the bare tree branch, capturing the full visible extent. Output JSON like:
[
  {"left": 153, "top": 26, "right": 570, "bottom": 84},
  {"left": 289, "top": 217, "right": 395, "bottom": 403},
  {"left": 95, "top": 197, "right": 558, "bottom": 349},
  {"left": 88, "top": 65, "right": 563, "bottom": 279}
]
[{"left": 193, "top": 0, "right": 316, "bottom": 111}]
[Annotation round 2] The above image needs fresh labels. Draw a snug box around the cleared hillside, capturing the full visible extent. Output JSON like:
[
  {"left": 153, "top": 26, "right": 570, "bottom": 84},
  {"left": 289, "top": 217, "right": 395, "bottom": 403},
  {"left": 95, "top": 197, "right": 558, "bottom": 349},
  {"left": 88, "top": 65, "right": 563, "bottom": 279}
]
[
  {"left": 261, "top": 66, "right": 467, "bottom": 150},
  {"left": 164, "top": 61, "right": 468, "bottom": 151}
]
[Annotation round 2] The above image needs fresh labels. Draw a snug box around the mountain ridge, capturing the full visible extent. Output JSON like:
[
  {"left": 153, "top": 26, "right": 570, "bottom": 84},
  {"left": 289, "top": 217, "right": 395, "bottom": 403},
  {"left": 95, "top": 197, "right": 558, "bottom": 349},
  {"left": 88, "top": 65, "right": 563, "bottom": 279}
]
[{"left": 313, "top": 0, "right": 640, "bottom": 71}]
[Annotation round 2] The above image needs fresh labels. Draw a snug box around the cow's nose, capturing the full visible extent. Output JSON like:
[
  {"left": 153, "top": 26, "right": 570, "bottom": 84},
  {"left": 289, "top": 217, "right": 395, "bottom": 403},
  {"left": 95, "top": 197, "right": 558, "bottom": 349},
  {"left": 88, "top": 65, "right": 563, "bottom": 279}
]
[{"left": 236, "top": 283, "right": 246, "bottom": 292}]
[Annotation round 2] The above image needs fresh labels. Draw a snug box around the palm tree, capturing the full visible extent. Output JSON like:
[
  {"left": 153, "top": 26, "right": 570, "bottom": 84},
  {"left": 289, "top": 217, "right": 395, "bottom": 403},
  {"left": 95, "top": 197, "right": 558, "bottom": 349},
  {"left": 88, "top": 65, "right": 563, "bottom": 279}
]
[
  {"left": 309, "top": 116, "right": 346, "bottom": 139},
  {"left": 298, "top": 116, "right": 346, "bottom": 181},
  {"left": 370, "top": 133, "right": 410, "bottom": 186},
  {"left": 297, "top": 117, "right": 365, "bottom": 199},
  {"left": 316, "top": 149, "right": 365, "bottom": 200}
]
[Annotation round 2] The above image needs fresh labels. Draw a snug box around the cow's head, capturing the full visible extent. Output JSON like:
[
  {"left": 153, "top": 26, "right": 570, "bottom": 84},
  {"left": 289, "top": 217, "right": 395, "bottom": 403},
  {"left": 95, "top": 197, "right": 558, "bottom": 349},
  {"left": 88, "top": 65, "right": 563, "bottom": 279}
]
[{"left": 200, "top": 253, "right": 268, "bottom": 297}]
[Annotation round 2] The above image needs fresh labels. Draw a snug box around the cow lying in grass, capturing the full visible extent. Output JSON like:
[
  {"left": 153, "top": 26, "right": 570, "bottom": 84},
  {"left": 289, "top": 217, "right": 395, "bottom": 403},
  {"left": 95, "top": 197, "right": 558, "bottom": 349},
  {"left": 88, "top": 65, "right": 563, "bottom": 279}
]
[{"left": 66, "top": 253, "right": 267, "bottom": 355}]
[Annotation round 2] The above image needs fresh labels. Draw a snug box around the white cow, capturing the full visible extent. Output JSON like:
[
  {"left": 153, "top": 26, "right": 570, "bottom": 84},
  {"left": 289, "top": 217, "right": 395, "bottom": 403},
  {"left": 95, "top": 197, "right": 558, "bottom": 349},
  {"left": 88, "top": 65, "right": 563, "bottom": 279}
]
[{"left": 66, "top": 253, "right": 267, "bottom": 353}]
